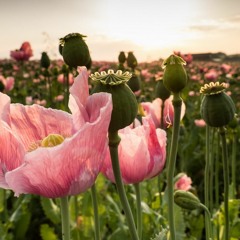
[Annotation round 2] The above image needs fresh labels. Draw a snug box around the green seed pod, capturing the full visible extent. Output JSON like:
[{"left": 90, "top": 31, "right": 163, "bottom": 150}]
[
  {"left": 155, "top": 79, "right": 171, "bottom": 101},
  {"left": 162, "top": 54, "right": 188, "bottom": 93},
  {"left": 90, "top": 70, "right": 138, "bottom": 132},
  {"left": 127, "top": 73, "right": 141, "bottom": 92},
  {"left": 59, "top": 33, "right": 91, "bottom": 68},
  {"left": 228, "top": 113, "right": 239, "bottom": 129},
  {"left": 40, "top": 52, "right": 51, "bottom": 69},
  {"left": 174, "top": 190, "right": 201, "bottom": 210},
  {"left": 200, "top": 82, "right": 236, "bottom": 128},
  {"left": 118, "top": 51, "right": 126, "bottom": 64},
  {"left": 127, "top": 52, "right": 138, "bottom": 70}
]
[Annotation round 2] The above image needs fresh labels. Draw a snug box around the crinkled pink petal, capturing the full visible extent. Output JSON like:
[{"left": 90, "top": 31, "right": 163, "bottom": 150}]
[
  {"left": 69, "top": 67, "right": 90, "bottom": 128},
  {"left": 5, "top": 94, "right": 112, "bottom": 198},
  {"left": 9, "top": 104, "right": 73, "bottom": 151},
  {"left": 0, "top": 121, "right": 25, "bottom": 188},
  {"left": 0, "top": 93, "right": 10, "bottom": 123}
]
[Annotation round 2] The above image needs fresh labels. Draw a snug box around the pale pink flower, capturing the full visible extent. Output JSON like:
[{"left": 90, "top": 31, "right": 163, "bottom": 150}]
[
  {"left": 25, "top": 96, "right": 33, "bottom": 105},
  {"left": 57, "top": 73, "right": 74, "bottom": 85},
  {"left": 101, "top": 116, "right": 167, "bottom": 184},
  {"left": 1, "top": 67, "right": 112, "bottom": 198},
  {"left": 175, "top": 173, "right": 192, "bottom": 191},
  {"left": 194, "top": 119, "right": 206, "bottom": 127},
  {"left": 54, "top": 95, "right": 64, "bottom": 102},
  {"left": 141, "top": 96, "right": 186, "bottom": 129},
  {"left": 0, "top": 76, "right": 15, "bottom": 92},
  {"left": 204, "top": 69, "right": 218, "bottom": 81},
  {"left": 221, "top": 63, "right": 232, "bottom": 74}
]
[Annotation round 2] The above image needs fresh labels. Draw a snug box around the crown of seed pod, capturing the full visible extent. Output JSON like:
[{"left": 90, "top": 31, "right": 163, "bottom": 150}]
[
  {"left": 127, "top": 52, "right": 138, "bottom": 70},
  {"left": 162, "top": 54, "right": 188, "bottom": 93},
  {"left": 59, "top": 33, "right": 91, "bottom": 68},
  {"left": 174, "top": 190, "right": 201, "bottom": 210},
  {"left": 40, "top": 52, "right": 51, "bottom": 69},
  {"left": 155, "top": 78, "right": 171, "bottom": 101},
  {"left": 200, "top": 82, "right": 236, "bottom": 128},
  {"left": 90, "top": 70, "right": 138, "bottom": 132}
]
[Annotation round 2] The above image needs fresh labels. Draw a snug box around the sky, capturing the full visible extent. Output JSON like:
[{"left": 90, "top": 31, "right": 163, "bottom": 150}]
[{"left": 0, "top": 0, "right": 240, "bottom": 62}]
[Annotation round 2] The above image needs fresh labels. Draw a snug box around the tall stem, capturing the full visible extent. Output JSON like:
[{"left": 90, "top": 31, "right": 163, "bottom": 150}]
[
  {"left": 60, "top": 196, "right": 70, "bottom": 240},
  {"left": 231, "top": 131, "right": 237, "bottom": 197},
  {"left": 219, "top": 127, "right": 229, "bottom": 240},
  {"left": 134, "top": 183, "right": 142, "bottom": 240},
  {"left": 108, "top": 131, "right": 139, "bottom": 240},
  {"left": 204, "top": 125, "right": 211, "bottom": 240},
  {"left": 91, "top": 184, "right": 100, "bottom": 240},
  {"left": 199, "top": 203, "right": 213, "bottom": 240},
  {"left": 166, "top": 93, "right": 182, "bottom": 240}
]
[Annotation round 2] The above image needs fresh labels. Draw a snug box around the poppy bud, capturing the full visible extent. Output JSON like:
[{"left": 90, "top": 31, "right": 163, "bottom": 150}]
[
  {"left": 40, "top": 52, "right": 51, "bottom": 69},
  {"left": 200, "top": 82, "right": 236, "bottom": 127},
  {"left": 162, "top": 54, "right": 188, "bottom": 93},
  {"left": 90, "top": 70, "right": 138, "bottom": 132},
  {"left": 59, "top": 33, "right": 91, "bottom": 68},
  {"left": 174, "top": 190, "right": 201, "bottom": 210}
]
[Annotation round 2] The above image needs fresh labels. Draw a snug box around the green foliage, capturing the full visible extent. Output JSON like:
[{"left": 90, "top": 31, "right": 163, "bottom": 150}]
[{"left": 40, "top": 224, "right": 58, "bottom": 240}]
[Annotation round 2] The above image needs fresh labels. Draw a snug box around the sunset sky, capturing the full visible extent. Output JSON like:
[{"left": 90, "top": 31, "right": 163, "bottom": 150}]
[{"left": 1, "top": 0, "right": 240, "bottom": 62}]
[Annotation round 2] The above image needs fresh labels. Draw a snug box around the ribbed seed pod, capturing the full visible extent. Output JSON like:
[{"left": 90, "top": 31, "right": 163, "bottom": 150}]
[
  {"left": 155, "top": 79, "right": 171, "bottom": 101},
  {"left": 127, "top": 52, "right": 138, "bottom": 70},
  {"left": 90, "top": 70, "right": 138, "bottom": 132},
  {"left": 59, "top": 33, "right": 91, "bottom": 68},
  {"left": 200, "top": 82, "right": 236, "bottom": 127},
  {"left": 174, "top": 190, "right": 201, "bottom": 210},
  {"left": 127, "top": 73, "right": 141, "bottom": 92},
  {"left": 162, "top": 54, "right": 188, "bottom": 93},
  {"left": 118, "top": 51, "right": 126, "bottom": 64}
]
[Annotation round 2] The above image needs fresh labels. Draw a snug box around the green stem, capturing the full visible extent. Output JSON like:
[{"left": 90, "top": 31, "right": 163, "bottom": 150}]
[
  {"left": 219, "top": 127, "right": 229, "bottom": 240},
  {"left": 199, "top": 203, "right": 213, "bottom": 240},
  {"left": 134, "top": 183, "right": 142, "bottom": 240},
  {"left": 231, "top": 131, "right": 237, "bottom": 197},
  {"left": 108, "top": 131, "right": 139, "bottom": 240},
  {"left": 91, "top": 184, "right": 100, "bottom": 240},
  {"left": 166, "top": 93, "right": 182, "bottom": 240},
  {"left": 60, "top": 196, "right": 70, "bottom": 240},
  {"left": 204, "top": 125, "right": 211, "bottom": 240},
  {"left": 209, "top": 128, "right": 215, "bottom": 214}
]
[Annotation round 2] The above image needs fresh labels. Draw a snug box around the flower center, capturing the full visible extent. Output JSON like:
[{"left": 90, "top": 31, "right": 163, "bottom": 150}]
[{"left": 41, "top": 134, "right": 65, "bottom": 147}]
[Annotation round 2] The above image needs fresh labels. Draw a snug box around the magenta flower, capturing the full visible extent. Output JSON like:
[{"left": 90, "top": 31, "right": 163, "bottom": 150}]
[
  {"left": 141, "top": 96, "right": 186, "bottom": 129},
  {"left": 10, "top": 41, "right": 33, "bottom": 61},
  {"left": 1, "top": 67, "right": 112, "bottom": 198},
  {"left": 101, "top": 116, "right": 167, "bottom": 184}
]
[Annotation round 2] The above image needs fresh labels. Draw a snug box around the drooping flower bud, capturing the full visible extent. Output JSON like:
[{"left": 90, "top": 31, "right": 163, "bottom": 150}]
[
  {"left": 40, "top": 52, "right": 51, "bottom": 69},
  {"left": 59, "top": 33, "right": 91, "bottom": 68},
  {"left": 200, "top": 82, "right": 236, "bottom": 127},
  {"left": 127, "top": 52, "right": 138, "bottom": 70},
  {"left": 162, "top": 54, "right": 188, "bottom": 93},
  {"left": 155, "top": 79, "right": 171, "bottom": 101},
  {"left": 90, "top": 70, "right": 138, "bottom": 132},
  {"left": 174, "top": 190, "right": 201, "bottom": 210}
]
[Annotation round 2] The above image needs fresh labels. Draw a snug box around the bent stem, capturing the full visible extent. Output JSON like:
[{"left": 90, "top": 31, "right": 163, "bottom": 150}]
[
  {"left": 219, "top": 127, "right": 229, "bottom": 240},
  {"left": 134, "top": 183, "right": 142, "bottom": 240},
  {"left": 60, "top": 196, "right": 70, "bottom": 240},
  {"left": 199, "top": 203, "right": 213, "bottom": 240},
  {"left": 108, "top": 131, "right": 139, "bottom": 240},
  {"left": 91, "top": 183, "right": 100, "bottom": 240},
  {"left": 166, "top": 93, "right": 182, "bottom": 240}
]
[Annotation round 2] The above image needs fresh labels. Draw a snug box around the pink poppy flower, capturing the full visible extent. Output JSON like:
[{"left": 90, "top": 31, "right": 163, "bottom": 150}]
[
  {"left": 194, "top": 119, "right": 206, "bottom": 127},
  {"left": 141, "top": 96, "right": 186, "bottom": 129},
  {"left": 204, "top": 69, "right": 218, "bottom": 81},
  {"left": 57, "top": 73, "right": 74, "bottom": 85},
  {"left": 1, "top": 67, "right": 112, "bottom": 198},
  {"left": 174, "top": 173, "right": 192, "bottom": 191},
  {"left": 0, "top": 75, "right": 15, "bottom": 92},
  {"left": 10, "top": 41, "right": 33, "bottom": 61},
  {"left": 101, "top": 116, "right": 167, "bottom": 184}
]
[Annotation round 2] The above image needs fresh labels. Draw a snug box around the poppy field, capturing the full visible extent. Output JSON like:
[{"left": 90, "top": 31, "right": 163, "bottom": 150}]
[{"left": 0, "top": 37, "right": 240, "bottom": 240}]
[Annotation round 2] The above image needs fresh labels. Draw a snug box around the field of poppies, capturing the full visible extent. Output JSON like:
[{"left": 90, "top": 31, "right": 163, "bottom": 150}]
[{"left": 0, "top": 38, "right": 240, "bottom": 240}]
